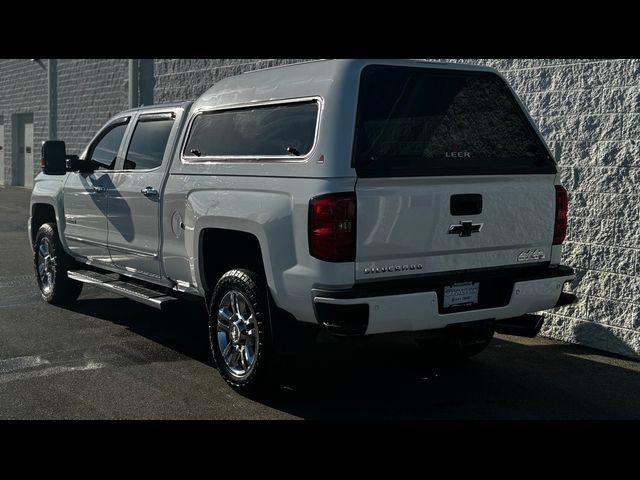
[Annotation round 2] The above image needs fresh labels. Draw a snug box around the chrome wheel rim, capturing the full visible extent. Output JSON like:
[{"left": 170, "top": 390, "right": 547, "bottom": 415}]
[
  {"left": 216, "top": 290, "right": 259, "bottom": 378},
  {"left": 37, "top": 237, "right": 56, "bottom": 295}
]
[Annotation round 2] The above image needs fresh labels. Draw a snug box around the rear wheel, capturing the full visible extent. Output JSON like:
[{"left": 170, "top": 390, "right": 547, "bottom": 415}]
[
  {"left": 33, "top": 223, "right": 83, "bottom": 306},
  {"left": 208, "top": 269, "right": 276, "bottom": 395}
]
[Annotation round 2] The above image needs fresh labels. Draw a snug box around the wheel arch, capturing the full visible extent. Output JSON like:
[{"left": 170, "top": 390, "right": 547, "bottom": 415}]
[
  {"left": 30, "top": 203, "right": 58, "bottom": 247},
  {"left": 29, "top": 177, "right": 68, "bottom": 253},
  {"left": 198, "top": 226, "right": 271, "bottom": 301}
]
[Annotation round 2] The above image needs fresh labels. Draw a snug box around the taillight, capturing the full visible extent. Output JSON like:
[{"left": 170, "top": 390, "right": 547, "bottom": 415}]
[
  {"left": 309, "top": 192, "right": 356, "bottom": 262},
  {"left": 553, "top": 185, "right": 568, "bottom": 245}
]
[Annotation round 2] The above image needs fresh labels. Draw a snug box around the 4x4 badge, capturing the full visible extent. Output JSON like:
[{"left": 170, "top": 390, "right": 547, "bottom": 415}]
[
  {"left": 448, "top": 221, "right": 483, "bottom": 237},
  {"left": 517, "top": 249, "right": 546, "bottom": 262}
]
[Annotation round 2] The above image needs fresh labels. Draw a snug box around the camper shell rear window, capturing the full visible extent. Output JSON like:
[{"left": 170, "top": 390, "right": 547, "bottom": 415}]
[{"left": 353, "top": 65, "right": 556, "bottom": 177}]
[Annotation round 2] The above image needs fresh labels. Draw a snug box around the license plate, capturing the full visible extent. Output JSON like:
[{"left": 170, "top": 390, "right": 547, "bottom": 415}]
[{"left": 443, "top": 282, "right": 479, "bottom": 308}]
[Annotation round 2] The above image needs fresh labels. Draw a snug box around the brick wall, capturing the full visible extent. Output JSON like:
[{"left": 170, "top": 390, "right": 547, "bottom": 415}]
[{"left": 1, "top": 58, "right": 638, "bottom": 358}]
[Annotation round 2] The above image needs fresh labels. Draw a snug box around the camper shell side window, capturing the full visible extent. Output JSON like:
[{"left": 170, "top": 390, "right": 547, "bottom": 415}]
[{"left": 182, "top": 98, "right": 321, "bottom": 162}]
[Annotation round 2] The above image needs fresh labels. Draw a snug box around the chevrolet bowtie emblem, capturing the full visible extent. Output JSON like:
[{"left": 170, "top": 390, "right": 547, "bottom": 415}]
[{"left": 448, "top": 221, "right": 483, "bottom": 237}]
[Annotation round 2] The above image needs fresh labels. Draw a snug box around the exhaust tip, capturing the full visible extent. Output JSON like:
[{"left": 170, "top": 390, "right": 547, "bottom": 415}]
[{"left": 495, "top": 314, "right": 544, "bottom": 338}]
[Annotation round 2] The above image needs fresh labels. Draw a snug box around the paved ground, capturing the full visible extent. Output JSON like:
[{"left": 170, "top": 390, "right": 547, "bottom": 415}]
[{"left": 1, "top": 185, "right": 639, "bottom": 419}]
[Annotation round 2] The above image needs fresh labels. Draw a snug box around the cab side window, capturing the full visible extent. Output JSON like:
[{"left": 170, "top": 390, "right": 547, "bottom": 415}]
[
  {"left": 124, "top": 117, "right": 174, "bottom": 170},
  {"left": 89, "top": 123, "right": 128, "bottom": 170}
]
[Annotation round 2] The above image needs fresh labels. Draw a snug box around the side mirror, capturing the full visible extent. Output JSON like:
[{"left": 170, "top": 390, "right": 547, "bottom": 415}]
[
  {"left": 41, "top": 141, "right": 67, "bottom": 175},
  {"left": 123, "top": 159, "right": 137, "bottom": 170},
  {"left": 66, "top": 155, "right": 83, "bottom": 172}
]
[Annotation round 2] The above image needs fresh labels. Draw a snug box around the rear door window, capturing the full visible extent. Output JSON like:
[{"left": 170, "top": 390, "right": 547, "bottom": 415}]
[
  {"left": 353, "top": 65, "right": 555, "bottom": 177},
  {"left": 124, "top": 116, "right": 174, "bottom": 170},
  {"left": 184, "top": 100, "right": 319, "bottom": 159}
]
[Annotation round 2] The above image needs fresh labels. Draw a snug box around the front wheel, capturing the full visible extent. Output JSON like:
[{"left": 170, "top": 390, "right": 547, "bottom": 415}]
[
  {"left": 208, "top": 269, "right": 276, "bottom": 395},
  {"left": 33, "top": 223, "right": 83, "bottom": 306}
]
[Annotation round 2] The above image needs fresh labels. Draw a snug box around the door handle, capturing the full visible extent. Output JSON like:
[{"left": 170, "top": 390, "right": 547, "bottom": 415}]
[
  {"left": 141, "top": 186, "right": 158, "bottom": 197},
  {"left": 93, "top": 185, "right": 106, "bottom": 193}
]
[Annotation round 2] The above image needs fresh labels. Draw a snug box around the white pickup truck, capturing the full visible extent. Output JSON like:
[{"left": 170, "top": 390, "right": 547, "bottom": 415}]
[{"left": 29, "top": 59, "right": 576, "bottom": 393}]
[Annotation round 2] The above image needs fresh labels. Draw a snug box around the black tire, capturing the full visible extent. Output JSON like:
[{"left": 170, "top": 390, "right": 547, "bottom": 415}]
[
  {"left": 416, "top": 328, "right": 494, "bottom": 363},
  {"left": 208, "top": 269, "right": 276, "bottom": 395},
  {"left": 33, "top": 222, "right": 83, "bottom": 306}
]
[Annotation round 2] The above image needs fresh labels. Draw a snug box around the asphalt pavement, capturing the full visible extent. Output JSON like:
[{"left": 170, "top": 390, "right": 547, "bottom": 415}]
[{"left": 1, "top": 185, "right": 639, "bottom": 419}]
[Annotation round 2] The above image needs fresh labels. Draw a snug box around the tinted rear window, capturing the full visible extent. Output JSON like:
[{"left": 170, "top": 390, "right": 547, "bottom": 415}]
[
  {"left": 354, "top": 66, "right": 555, "bottom": 177},
  {"left": 184, "top": 101, "right": 318, "bottom": 159},
  {"left": 125, "top": 118, "right": 174, "bottom": 170}
]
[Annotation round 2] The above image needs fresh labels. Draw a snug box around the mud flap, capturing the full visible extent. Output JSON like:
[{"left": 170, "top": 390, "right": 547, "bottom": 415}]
[{"left": 267, "top": 291, "right": 320, "bottom": 355}]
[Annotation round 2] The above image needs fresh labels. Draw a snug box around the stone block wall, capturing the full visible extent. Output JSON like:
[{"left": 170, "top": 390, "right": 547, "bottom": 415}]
[{"left": 56, "top": 59, "right": 129, "bottom": 155}]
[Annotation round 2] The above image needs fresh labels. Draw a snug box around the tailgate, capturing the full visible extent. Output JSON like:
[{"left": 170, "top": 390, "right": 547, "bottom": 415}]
[{"left": 355, "top": 174, "right": 556, "bottom": 281}]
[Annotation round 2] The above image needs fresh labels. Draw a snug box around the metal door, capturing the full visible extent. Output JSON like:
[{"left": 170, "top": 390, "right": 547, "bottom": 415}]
[
  {"left": 13, "top": 114, "right": 34, "bottom": 187},
  {"left": 0, "top": 120, "right": 4, "bottom": 185},
  {"left": 23, "top": 122, "right": 34, "bottom": 188}
]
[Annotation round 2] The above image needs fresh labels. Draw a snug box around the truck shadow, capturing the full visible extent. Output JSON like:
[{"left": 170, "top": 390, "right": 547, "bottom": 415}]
[
  {"left": 67, "top": 293, "right": 640, "bottom": 420},
  {"left": 79, "top": 172, "right": 136, "bottom": 242},
  {"left": 264, "top": 335, "right": 640, "bottom": 420},
  {"left": 67, "top": 294, "right": 213, "bottom": 366}
]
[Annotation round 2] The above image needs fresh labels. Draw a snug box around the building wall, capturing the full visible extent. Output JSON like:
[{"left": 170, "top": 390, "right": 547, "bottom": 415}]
[
  {"left": 0, "top": 59, "right": 48, "bottom": 184},
  {"left": 0, "top": 58, "right": 638, "bottom": 358},
  {"left": 0, "top": 59, "right": 130, "bottom": 183},
  {"left": 152, "top": 59, "right": 310, "bottom": 102},
  {"left": 57, "top": 59, "right": 129, "bottom": 154}
]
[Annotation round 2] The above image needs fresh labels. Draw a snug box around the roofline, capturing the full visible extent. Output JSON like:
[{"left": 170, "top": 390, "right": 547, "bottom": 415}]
[
  {"left": 119, "top": 101, "right": 191, "bottom": 115},
  {"left": 240, "top": 59, "right": 329, "bottom": 75},
  {"left": 231, "top": 58, "right": 496, "bottom": 79}
]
